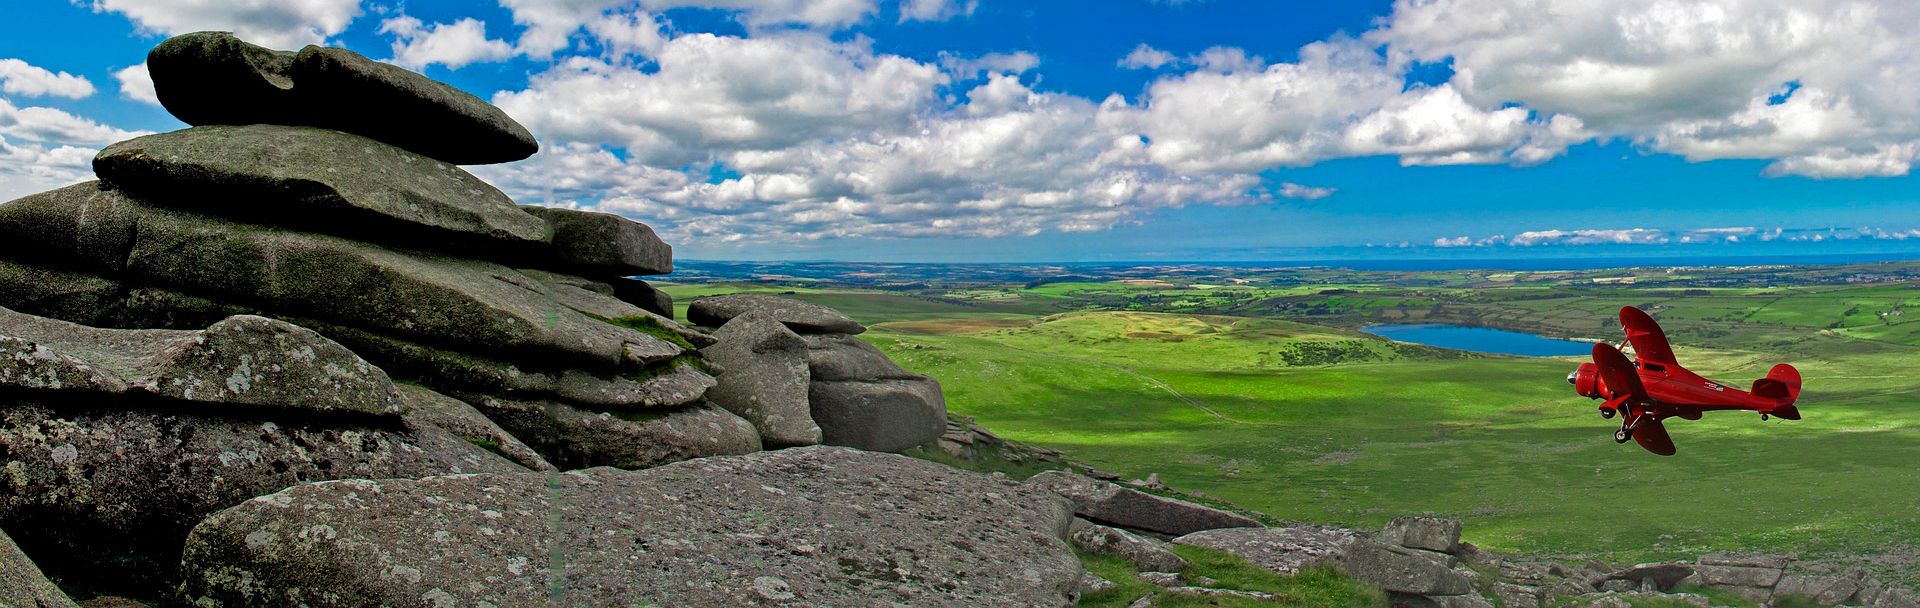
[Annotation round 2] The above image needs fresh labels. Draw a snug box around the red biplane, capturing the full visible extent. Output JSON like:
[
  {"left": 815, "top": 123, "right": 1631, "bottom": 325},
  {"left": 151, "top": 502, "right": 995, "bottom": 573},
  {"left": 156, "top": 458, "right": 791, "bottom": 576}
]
[{"left": 1567, "top": 306, "right": 1802, "bottom": 456}]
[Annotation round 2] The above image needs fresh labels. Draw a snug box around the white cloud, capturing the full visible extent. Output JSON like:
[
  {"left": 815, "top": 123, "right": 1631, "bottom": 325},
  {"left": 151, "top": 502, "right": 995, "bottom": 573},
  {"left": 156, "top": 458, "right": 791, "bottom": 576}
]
[
  {"left": 0, "top": 98, "right": 151, "bottom": 146},
  {"left": 0, "top": 135, "right": 97, "bottom": 201},
  {"left": 898, "top": 0, "right": 977, "bottom": 22},
  {"left": 1372, "top": 0, "right": 1920, "bottom": 177},
  {"left": 79, "top": 0, "right": 364, "bottom": 48},
  {"left": 113, "top": 63, "right": 159, "bottom": 105},
  {"left": 1433, "top": 236, "right": 1472, "bottom": 247},
  {"left": 0, "top": 59, "right": 95, "bottom": 99},
  {"left": 379, "top": 15, "right": 516, "bottom": 70},
  {"left": 1510, "top": 229, "right": 1668, "bottom": 246},
  {"left": 1277, "top": 182, "right": 1335, "bottom": 200},
  {"left": 495, "top": 32, "right": 947, "bottom": 166},
  {"left": 940, "top": 51, "right": 1040, "bottom": 80},
  {"left": 1118, "top": 43, "right": 1178, "bottom": 70}
]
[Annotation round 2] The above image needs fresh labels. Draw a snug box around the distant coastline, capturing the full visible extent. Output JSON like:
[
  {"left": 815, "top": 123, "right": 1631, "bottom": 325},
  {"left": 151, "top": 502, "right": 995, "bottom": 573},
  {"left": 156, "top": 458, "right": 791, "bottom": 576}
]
[{"left": 676, "top": 252, "right": 1920, "bottom": 273}]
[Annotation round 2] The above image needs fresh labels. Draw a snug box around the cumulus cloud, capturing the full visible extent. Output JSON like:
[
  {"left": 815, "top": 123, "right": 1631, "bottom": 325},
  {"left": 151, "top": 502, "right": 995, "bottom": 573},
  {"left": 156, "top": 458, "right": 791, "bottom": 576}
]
[
  {"left": 0, "top": 59, "right": 95, "bottom": 99},
  {"left": 495, "top": 32, "right": 948, "bottom": 166},
  {"left": 113, "top": 63, "right": 159, "bottom": 105},
  {"left": 1277, "top": 182, "right": 1335, "bottom": 200},
  {"left": 78, "top": 0, "right": 363, "bottom": 47},
  {"left": 940, "top": 51, "right": 1040, "bottom": 79},
  {"left": 0, "top": 135, "right": 96, "bottom": 201},
  {"left": 0, "top": 98, "right": 151, "bottom": 146},
  {"left": 1118, "top": 43, "right": 1178, "bottom": 70},
  {"left": 1372, "top": 0, "right": 1920, "bottom": 177},
  {"left": 379, "top": 15, "right": 517, "bottom": 70}
]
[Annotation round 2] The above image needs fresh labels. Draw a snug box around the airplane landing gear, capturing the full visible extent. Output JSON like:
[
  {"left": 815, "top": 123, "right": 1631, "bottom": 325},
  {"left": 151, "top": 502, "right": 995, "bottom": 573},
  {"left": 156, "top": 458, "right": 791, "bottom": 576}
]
[
  {"left": 1614, "top": 428, "right": 1633, "bottom": 443},
  {"left": 1761, "top": 413, "right": 1769, "bottom": 421},
  {"left": 1600, "top": 407, "right": 1616, "bottom": 419}
]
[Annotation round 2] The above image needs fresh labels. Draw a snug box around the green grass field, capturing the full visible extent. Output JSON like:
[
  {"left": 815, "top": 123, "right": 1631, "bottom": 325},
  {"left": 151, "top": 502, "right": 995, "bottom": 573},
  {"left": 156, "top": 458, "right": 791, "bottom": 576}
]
[{"left": 664, "top": 282, "right": 1920, "bottom": 582}]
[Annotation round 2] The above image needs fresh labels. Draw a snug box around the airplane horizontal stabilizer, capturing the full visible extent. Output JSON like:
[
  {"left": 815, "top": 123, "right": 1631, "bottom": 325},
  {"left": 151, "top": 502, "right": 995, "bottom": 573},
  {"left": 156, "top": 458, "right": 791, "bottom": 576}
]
[{"left": 1752, "top": 363, "right": 1802, "bottom": 404}]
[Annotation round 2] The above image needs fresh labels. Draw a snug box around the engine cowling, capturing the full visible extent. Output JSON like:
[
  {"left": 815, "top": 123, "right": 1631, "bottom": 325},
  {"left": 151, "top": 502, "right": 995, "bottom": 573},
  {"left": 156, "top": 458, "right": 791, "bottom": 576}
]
[{"left": 1568, "top": 362, "right": 1600, "bottom": 399}]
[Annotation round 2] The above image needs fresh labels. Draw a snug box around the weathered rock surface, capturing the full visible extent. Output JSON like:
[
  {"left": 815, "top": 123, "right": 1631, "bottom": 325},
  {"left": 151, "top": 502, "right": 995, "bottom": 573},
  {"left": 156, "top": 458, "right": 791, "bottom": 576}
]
[
  {"left": 703, "top": 312, "right": 820, "bottom": 447},
  {"left": 804, "top": 333, "right": 922, "bottom": 381},
  {"left": 1381, "top": 515, "right": 1462, "bottom": 553},
  {"left": 1071, "top": 520, "right": 1191, "bottom": 573},
  {"left": 1026, "top": 470, "right": 1262, "bottom": 537},
  {"left": 1173, "top": 526, "right": 1352, "bottom": 575},
  {"left": 519, "top": 205, "right": 672, "bottom": 276},
  {"left": 146, "top": 32, "right": 537, "bottom": 164},
  {"left": 0, "top": 400, "right": 521, "bottom": 597},
  {"left": 96, "top": 126, "right": 548, "bottom": 247},
  {"left": 0, "top": 183, "right": 683, "bottom": 370},
  {"left": 1341, "top": 537, "right": 1474, "bottom": 596},
  {"left": 470, "top": 396, "right": 760, "bottom": 470},
  {"left": 2, "top": 306, "right": 402, "bottom": 416},
  {"left": 553, "top": 364, "right": 715, "bottom": 409},
  {"left": 395, "top": 384, "right": 554, "bottom": 472},
  {"left": 1598, "top": 562, "right": 1693, "bottom": 592},
  {"left": 1694, "top": 564, "right": 1784, "bottom": 588},
  {"left": 690, "top": 293, "right": 866, "bottom": 334},
  {"left": 1, "top": 526, "right": 77, "bottom": 608},
  {"left": 179, "top": 446, "right": 1083, "bottom": 607},
  {"left": 609, "top": 277, "right": 674, "bottom": 319},
  {"left": 810, "top": 375, "right": 947, "bottom": 453}
]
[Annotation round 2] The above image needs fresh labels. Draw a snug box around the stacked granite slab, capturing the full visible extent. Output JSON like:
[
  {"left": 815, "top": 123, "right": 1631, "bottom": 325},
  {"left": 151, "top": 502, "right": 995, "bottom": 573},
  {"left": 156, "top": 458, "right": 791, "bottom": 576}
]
[
  {"left": 0, "top": 31, "right": 751, "bottom": 471},
  {"left": 692, "top": 293, "right": 948, "bottom": 451}
]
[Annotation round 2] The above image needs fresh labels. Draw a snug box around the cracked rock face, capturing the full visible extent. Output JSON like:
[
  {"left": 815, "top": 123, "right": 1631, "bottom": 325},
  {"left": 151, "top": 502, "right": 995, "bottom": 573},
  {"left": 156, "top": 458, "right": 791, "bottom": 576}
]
[
  {"left": 180, "top": 446, "right": 1084, "bottom": 607},
  {"left": 0, "top": 401, "right": 524, "bottom": 598}
]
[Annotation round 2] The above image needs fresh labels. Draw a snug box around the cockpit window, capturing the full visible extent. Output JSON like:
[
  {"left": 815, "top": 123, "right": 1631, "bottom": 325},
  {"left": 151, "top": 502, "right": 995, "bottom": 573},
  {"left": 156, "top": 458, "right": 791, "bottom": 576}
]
[{"left": 1640, "top": 362, "right": 1666, "bottom": 373}]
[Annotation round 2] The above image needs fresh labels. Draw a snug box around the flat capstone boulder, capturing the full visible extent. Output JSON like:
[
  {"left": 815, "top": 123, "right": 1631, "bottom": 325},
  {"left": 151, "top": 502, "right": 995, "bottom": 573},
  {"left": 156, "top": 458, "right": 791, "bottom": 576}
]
[
  {"left": 519, "top": 205, "right": 672, "bottom": 276},
  {"left": 609, "top": 277, "right": 674, "bottom": 319},
  {"left": 703, "top": 312, "right": 821, "bottom": 448},
  {"left": 179, "top": 446, "right": 1084, "bottom": 607},
  {"left": 689, "top": 293, "right": 866, "bottom": 334},
  {"left": 1340, "top": 536, "right": 1473, "bottom": 596},
  {"left": 1025, "top": 470, "right": 1263, "bottom": 537},
  {"left": 95, "top": 125, "right": 548, "bottom": 248},
  {"left": 1, "top": 306, "right": 402, "bottom": 416},
  {"left": 146, "top": 31, "right": 537, "bottom": 164},
  {"left": 1172, "top": 526, "right": 1352, "bottom": 575}
]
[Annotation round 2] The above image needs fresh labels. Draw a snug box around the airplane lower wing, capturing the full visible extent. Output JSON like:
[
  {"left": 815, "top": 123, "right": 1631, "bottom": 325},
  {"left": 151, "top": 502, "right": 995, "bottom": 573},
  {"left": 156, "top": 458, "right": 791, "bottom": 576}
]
[{"left": 1633, "top": 417, "right": 1677, "bottom": 456}]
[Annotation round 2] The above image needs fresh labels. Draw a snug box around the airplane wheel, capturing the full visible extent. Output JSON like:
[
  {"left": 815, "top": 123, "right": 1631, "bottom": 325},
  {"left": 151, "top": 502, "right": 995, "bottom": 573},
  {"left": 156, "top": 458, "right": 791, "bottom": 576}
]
[
  {"left": 1600, "top": 407, "right": 1616, "bottom": 419},
  {"left": 1614, "top": 428, "right": 1632, "bottom": 443},
  {"left": 1761, "top": 413, "right": 1770, "bottom": 421}
]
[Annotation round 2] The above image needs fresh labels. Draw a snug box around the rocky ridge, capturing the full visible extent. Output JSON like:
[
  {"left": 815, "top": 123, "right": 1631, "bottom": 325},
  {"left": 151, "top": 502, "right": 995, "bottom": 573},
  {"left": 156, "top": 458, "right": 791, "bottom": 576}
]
[{"left": 0, "top": 31, "right": 1909, "bottom": 608}]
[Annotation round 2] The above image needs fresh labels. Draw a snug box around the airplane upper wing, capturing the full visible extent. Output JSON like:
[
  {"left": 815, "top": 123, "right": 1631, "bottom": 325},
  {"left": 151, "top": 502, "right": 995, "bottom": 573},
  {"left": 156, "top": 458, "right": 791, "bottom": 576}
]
[{"left": 1618, "top": 306, "right": 1677, "bottom": 366}]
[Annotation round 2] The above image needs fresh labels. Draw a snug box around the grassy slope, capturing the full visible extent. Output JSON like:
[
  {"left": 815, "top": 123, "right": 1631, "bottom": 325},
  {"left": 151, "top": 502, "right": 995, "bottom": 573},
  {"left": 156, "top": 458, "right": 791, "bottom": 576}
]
[{"left": 662, "top": 283, "right": 1920, "bottom": 580}]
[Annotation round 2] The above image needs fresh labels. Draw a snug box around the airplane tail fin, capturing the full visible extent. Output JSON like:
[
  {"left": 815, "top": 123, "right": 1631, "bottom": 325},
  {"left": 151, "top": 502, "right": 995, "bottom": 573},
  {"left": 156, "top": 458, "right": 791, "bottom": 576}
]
[{"left": 1752, "top": 363, "right": 1801, "bottom": 416}]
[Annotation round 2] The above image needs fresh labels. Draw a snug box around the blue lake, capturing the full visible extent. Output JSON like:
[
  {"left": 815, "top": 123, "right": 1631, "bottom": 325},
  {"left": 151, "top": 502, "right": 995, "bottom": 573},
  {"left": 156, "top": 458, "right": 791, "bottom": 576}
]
[{"left": 1361, "top": 323, "right": 1595, "bottom": 357}]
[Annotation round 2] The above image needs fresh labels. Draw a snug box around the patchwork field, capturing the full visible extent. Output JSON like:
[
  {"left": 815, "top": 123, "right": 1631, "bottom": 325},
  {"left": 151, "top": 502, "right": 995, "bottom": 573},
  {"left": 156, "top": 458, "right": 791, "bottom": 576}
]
[{"left": 659, "top": 277, "right": 1920, "bottom": 581}]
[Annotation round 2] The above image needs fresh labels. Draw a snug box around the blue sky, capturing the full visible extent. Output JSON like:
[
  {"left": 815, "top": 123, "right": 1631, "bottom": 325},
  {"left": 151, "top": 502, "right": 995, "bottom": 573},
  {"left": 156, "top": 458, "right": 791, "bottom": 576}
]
[{"left": 6, "top": 0, "right": 1920, "bottom": 262}]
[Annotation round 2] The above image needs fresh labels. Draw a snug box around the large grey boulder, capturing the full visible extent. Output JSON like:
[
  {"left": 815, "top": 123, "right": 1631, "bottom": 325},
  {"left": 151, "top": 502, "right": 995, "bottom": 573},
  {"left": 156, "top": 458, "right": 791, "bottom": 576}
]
[
  {"left": 0, "top": 400, "right": 522, "bottom": 598},
  {"left": 1340, "top": 537, "right": 1473, "bottom": 596},
  {"left": 1, "top": 306, "right": 402, "bottom": 416},
  {"left": 804, "top": 333, "right": 922, "bottom": 381},
  {"left": 1025, "top": 470, "right": 1262, "bottom": 537},
  {"left": 1694, "top": 564, "right": 1785, "bottom": 588},
  {"left": 146, "top": 32, "right": 537, "bottom": 164},
  {"left": 469, "top": 396, "right": 760, "bottom": 470},
  {"left": 396, "top": 385, "right": 554, "bottom": 472},
  {"left": 1172, "top": 526, "right": 1353, "bottom": 575},
  {"left": 179, "top": 446, "right": 1084, "bottom": 607},
  {"left": 95, "top": 125, "right": 548, "bottom": 248},
  {"left": 1071, "top": 520, "right": 1190, "bottom": 573},
  {"left": 689, "top": 293, "right": 865, "bottom": 334},
  {"left": 1775, "top": 574, "right": 1862, "bottom": 606},
  {"left": 0, "top": 183, "right": 684, "bottom": 371},
  {"left": 519, "top": 206, "right": 672, "bottom": 276},
  {"left": 1, "top": 527, "right": 77, "bottom": 608},
  {"left": 1381, "top": 516, "right": 1462, "bottom": 553},
  {"left": 703, "top": 312, "right": 820, "bottom": 447},
  {"left": 553, "top": 364, "right": 715, "bottom": 409},
  {"left": 810, "top": 375, "right": 947, "bottom": 453}
]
